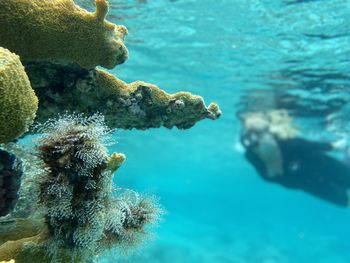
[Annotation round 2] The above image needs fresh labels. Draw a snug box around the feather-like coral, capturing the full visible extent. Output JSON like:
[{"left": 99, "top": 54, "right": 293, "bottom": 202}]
[{"left": 0, "top": 113, "right": 161, "bottom": 262}]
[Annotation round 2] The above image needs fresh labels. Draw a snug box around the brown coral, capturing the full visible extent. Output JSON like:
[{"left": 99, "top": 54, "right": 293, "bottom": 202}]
[
  {"left": 0, "top": 0, "right": 128, "bottom": 69},
  {"left": 25, "top": 62, "right": 221, "bottom": 130},
  {"left": 0, "top": 47, "right": 38, "bottom": 143}
]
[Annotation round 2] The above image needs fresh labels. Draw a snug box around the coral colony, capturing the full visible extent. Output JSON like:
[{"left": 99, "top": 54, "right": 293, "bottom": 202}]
[
  {"left": 0, "top": 0, "right": 221, "bottom": 262},
  {"left": 35, "top": 114, "right": 161, "bottom": 261}
]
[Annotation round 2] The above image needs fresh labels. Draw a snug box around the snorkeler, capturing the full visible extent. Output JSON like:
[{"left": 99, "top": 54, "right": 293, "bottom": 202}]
[{"left": 239, "top": 110, "right": 350, "bottom": 207}]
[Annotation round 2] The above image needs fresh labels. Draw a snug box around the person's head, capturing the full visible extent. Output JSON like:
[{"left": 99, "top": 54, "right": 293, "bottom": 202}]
[
  {"left": 240, "top": 112, "right": 270, "bottom": 148},
  {"left": 240, "top": 109, "right": 298, "bottom": 141},
  {"left": 239, "top": 110, "right": 287, "bottom": 178}
]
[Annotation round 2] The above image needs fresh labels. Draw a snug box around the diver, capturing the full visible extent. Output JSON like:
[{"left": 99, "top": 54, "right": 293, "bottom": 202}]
[{"left": 239, "top": 110, "right": 350, "bottom": 207}]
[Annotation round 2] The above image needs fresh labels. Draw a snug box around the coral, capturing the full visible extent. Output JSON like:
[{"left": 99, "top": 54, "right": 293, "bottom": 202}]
[
  {"left": 103, "top": 192, "right": 162, "bottom": 248},
  {"left": 106, "top": 153, "right": 126, "bottom": 173},
  {"left": 0, "top": 0, "right": 220, "bottom": 261},
  {"left": 0, "top": 194, "right": 161, "bottom": 263},
  {"left": 25, "top": 62, "right": 221, "bottom": 130},
  {"left": 95, "top": 69, "right": 221, "bottom": 129},
  {"left": 22, "top": 113, "right": 159, "bottom": 262},
  {"left": 0, "top": 48, "right": 38, "bottom": 143},
  {"left": 35, "top": 114, "right": 118, "bottom": 259},
  {"left": 0, "top": 114, "right": 162, "bottom": 262},
  {"left": 0, "top": 217, "right": 44, "bottom": 246},
  {"left": 0, "top": 0, "right": 128, "bottom": 69},
  {"left": 0, "top": 228, "right": 57, "bottom": 263},
  {"left": 0, "top": 149, "right": 23, "bottom": 217}
]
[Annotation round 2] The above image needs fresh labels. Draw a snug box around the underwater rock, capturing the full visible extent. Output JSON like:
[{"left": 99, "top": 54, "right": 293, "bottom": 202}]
[
  {"left": 0, "top": 0, "right": 128, "bottom": 69},
  {"left": 0, "top": 114, "right": 162, "bottom": 262},
  {"left": 0, "top": 149, "right": 23, "bottom": 217},
  {"left": 25, "top": 61, "right": 221, "bottom": 130},
  {"left": 0, "top": 48, "right": 38, "bottom": 143},
  {"left": 5, "top": 144, "right": 44, "bottom": 219}
]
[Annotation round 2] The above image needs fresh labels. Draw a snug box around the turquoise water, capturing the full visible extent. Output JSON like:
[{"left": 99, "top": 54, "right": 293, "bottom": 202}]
[{"left": 93, "top": 0, "right": 350, "bottom": 262}]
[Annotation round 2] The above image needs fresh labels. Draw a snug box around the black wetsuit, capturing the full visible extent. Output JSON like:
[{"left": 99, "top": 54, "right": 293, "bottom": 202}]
[{"left": 243, "top": 136, "right": 350, "bottom": 207}]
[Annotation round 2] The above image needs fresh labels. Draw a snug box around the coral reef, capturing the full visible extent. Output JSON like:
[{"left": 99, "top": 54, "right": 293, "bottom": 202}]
[
  {"left": 25, "top": 62, "right": 221, "bottom": 129},
  {"left": 0, "top": 0, "right": 128, "bottom": 69},
  {"left": 0, "top": 48, "right": 38, "bottom": 143},
  {"left": 0, "top": 0, "right": 220, "bottom": 133},
  {"left": 0, "top": 150, "right": 23, "bottom": 217},
  {"left": 0, "top": 114, "right": 161, "bottom": 262},
  {"left": 0, "top": 0, "right": 221, "bottom": 261}
]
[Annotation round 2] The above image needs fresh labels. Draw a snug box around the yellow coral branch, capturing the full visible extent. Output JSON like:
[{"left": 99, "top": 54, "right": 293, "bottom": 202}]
[
  {"left": 0, "top": 227, "right": 49, "bottom": 262},
  {"left": 106, "top": 153, "right": 126, "bottom": 173},
  {"left": 0, "top": 217, "right": 43, "bottom": 246},
  {"left": 0, "top": 0, "right": 128, "bottom": 69},
  {"left": 25, "top": 62, "right": 221, "bottom": 130},
  {"left": 95, "top": 0, "right": 109, "bottom": 21},
  {"left": 0, "top": 48, "right": 38, "bottom": 143}
]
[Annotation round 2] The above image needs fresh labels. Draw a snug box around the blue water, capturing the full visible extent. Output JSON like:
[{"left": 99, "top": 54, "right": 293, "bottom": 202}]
[{"left": 90, "top": 0, "right": 350, "bottom": 262}]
